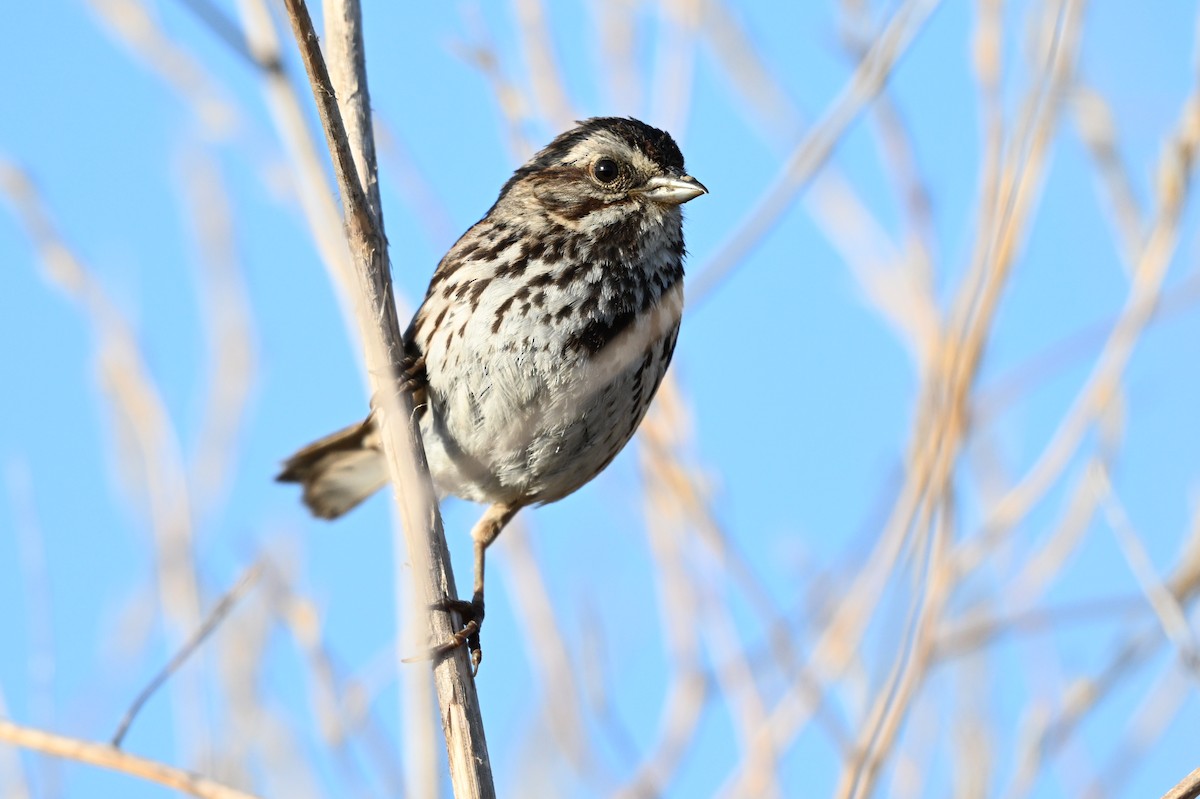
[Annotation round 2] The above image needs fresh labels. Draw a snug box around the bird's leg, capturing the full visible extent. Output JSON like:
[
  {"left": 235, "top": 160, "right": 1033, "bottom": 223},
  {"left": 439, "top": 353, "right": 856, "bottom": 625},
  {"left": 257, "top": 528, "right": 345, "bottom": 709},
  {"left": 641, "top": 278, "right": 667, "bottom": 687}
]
[{"left": 435, "top": 501, "right": 519, "bottom": 674}]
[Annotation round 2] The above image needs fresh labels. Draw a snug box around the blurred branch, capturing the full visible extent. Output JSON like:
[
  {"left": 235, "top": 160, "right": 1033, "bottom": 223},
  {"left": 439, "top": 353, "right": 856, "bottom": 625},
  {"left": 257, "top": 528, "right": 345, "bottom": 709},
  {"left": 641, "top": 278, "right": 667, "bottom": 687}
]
[
  {"left": 641, "top": 377, "right": 783, "bottom": 798},
  {"left": 319, "top": 3, "right": 441, "bottom": 793},
  {"left": 86, "top": 0, "right": 237, "bottom": 137},
  {"left": 0, "top": 721, "right": 261, "bottom": 799},
  {"left": 271, "top": 576, "right": 406, "bottom": 796},
  {"left": 112, "top": 563, "right": 264, "bottom": 748},
  {"left": 177, "top": 0, "right": 271, "bottom": 70},
  {"left": 235, "top": 0, "right": 361, "bottom": 319},
  {"left": 512, "top": 0, "right": 575, "bottom": 129},
  {"left": 1085, "top": 664, "right": 1192, "bottom": 797},
  {"left": 836, "top": 503, "right": 953, "bottom": 799},
  {"left": 1004, "top": 510, "right": 1200, "bottom": 795},
  {"left": 649, "top": 0, "right": 701, "bottom": 138},
  {"left": 837, "top": 0, "right": 938, "bottom": 264},
  {"left": 692, "top": 0, "right": 943, "bottom": 300},
  {"left": 451, "top": 13, "right": 535, "bottom": 160},
  {"left": 181, "top": 151, "right": 258, "bottom": 513},
  {"left": 4, "top": 461, "right": 59, "bottom": 797},
  {"left": 502, "top": 524, "right": 598, "bottom": 780},
  {"left": 983, "top": 58, "right": 1200, "bottom": 537},
  {"left": 973, "top": 270, "right": 1200, "bottom": 425},
  {"left": 701, "top": 0, "right": 939, "bottom": 365},
  {"left": 1071, "top": 85, "right": 1146, "bottom": 269},
  {"left": 0, "top": 161, "right": 209, "bottom": 762},
  {"left": 1095, "top": 466, "right": 1200, "bottom": 671},
  {"left": 278, "top": 2, "right": 494, "bottom": 797},
  {"left": 613, "top": 406, "right": 711, "bottom": 798}
]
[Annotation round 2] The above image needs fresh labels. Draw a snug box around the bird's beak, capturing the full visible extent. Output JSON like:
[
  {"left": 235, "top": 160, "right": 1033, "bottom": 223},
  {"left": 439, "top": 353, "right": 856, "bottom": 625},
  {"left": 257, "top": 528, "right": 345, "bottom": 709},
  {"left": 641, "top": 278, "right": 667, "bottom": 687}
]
[{"left": 638, "top": 174, "right": 708, "bottom": 205}]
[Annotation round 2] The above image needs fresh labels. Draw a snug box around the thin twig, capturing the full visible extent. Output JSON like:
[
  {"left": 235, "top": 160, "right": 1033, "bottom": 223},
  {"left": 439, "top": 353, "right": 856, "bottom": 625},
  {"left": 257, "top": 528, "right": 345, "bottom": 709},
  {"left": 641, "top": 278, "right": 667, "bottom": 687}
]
[
  {"left": 175, "top": 0, "right": 270, "bottom": 71},
  {"left": 1094, "top": 466, "right": 1200, "bottom": 670},
  {"left": 0, "top": 721, "right": 262, "bottom": 799},
  {"left": 982, "top": 28, "right": 1200, "bottom": 538},
  {"left": 113, "top": 563, "right": 266, "bottom": 747}
]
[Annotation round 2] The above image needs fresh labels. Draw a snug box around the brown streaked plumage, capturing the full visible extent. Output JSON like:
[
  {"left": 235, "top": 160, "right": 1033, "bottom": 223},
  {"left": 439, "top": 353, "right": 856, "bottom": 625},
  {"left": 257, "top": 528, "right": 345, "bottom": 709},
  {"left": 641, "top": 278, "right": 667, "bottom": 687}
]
[{"left": 278, "top": 117, "right": 707, "bottom": 670}]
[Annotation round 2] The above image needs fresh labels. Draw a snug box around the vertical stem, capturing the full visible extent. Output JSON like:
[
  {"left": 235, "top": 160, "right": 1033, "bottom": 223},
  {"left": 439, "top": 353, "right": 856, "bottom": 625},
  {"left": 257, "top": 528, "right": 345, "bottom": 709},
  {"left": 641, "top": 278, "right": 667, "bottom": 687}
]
[{"left": 282, "top": 1, "right": 495, "bottom": 796}]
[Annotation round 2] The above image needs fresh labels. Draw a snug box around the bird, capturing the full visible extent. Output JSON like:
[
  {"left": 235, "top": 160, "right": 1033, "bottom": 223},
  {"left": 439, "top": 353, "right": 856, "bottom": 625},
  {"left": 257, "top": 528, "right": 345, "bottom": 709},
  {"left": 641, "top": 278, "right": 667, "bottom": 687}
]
[{"left": 278, "top": 117, "right": 707, "bottom": 670}]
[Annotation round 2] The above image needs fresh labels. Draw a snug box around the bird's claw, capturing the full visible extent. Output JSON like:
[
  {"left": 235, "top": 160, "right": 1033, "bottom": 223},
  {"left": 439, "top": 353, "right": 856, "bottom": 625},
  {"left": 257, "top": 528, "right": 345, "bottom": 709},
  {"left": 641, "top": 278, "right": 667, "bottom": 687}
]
[{"left": 432, "top": 596, "right": 485, "bottom": 675}]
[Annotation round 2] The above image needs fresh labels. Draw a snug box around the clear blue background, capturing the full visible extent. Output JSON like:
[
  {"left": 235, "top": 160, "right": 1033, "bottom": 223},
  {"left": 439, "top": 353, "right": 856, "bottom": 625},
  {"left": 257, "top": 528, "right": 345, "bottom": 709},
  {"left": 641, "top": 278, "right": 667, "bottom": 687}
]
[{"left": 2, "top": 1, "right": 1198, "bottom": 797}]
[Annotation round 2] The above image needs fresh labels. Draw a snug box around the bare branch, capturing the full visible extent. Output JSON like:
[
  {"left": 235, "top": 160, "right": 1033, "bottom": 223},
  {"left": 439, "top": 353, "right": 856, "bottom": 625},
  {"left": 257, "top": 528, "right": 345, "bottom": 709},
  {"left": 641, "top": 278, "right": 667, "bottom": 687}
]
[
  {"left": 112, "top": 563, "right": 265, "bottom": 748},
  {"left": 0, "top": 721, "right": 262, "bottom": 799},
  {"left": 278, "top": 1, "right": 494, "bottom": 795}
]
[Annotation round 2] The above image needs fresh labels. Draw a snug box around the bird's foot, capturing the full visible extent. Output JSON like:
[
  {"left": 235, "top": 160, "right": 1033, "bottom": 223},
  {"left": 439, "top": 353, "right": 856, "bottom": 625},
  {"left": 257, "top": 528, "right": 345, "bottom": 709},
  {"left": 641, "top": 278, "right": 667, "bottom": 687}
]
[{"left": 432, "top": 595, "right": 485, "bottom": 675}]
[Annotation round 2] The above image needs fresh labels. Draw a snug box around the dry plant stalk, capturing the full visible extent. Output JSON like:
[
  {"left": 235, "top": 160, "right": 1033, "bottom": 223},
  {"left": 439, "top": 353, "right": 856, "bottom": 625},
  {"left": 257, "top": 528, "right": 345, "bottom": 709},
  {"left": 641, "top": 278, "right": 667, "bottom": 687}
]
[
  {"left": 1161, "top": 765, "right": 1200, "bottom": 799},
  {"left": 278, "top": 0, "right": 494, "bottom": 796},
  {"left": 0, "top": 720, "right": 262, "bottom": 799}
]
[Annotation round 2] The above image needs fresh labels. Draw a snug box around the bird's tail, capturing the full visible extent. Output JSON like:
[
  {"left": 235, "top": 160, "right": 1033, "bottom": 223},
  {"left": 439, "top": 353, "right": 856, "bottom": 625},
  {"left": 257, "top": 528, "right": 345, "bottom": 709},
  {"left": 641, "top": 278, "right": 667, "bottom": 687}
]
[{"left": 277, "top": 415, "right": 387, "bottom": 519}]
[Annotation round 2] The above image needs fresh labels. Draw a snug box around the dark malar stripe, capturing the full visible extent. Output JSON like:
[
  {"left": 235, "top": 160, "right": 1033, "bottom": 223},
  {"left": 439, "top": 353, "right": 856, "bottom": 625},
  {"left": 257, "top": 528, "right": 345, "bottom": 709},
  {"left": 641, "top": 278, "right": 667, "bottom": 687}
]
[{"left": 566, "top": 309, "right": 637, "bottom": 356}]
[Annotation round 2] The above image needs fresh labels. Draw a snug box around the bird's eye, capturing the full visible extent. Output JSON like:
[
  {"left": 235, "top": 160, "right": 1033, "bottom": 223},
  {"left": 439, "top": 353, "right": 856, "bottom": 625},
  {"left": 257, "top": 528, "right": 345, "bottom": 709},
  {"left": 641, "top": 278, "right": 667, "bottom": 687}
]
[{"left": 592, "top": 158, "right": 620, "bottom": 184}]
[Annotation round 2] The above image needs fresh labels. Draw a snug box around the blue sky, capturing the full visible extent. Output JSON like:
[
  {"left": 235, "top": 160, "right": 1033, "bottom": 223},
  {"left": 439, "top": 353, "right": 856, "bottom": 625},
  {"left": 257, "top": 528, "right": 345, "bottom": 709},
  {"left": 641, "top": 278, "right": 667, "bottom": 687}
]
[{"left": 2, "top": 1, "right": 1199, "bottom": 797}]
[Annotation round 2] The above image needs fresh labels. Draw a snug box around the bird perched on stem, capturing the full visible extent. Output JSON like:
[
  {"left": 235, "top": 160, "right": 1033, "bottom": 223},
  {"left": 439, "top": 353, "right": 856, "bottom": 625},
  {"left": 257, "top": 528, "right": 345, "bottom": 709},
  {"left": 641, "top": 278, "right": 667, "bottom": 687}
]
[{"left": 279, "top": 117, "right": 707, "bottom": 671}]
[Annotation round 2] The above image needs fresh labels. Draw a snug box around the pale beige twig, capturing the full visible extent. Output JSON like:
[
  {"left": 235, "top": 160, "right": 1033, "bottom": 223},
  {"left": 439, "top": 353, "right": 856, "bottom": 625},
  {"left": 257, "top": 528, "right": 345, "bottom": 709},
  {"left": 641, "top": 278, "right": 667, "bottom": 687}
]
[
  {"left": 1003, "top": 516, "right": 1200, "bottom": 796},
  {"left": 450, "top": 15, "right": 535, "bottom": 161},
  {"left": 983, "top": 54, "right": 1200, "bottom": 539},
  {"left": 1072, "top": 85, "right": 1146, "bottom": 269},
  {"left": 837, "top": 0, "right": 938, "bottom": 265},
  {"left": 501, "top": 523, "right": 598, "bottom": 780},
  {"left": 372, "top": 116, "right": 458, "bottom": 249},
  {"left": 950, "top": 443, "right": 1112, "bottom": 612},
  {"left": 974, "top": 270, "right": 1200, "bottom": 425},
  {"left": 836, "top": 502, "right": 953, "bottom": 799},
  {"left": 272, "top": 581, "right": 404, "bottom": 795},
  {"left": 1161, "top": 766, "right": 1200, "bottom": 799},
  {"left": 949, "top": 652, "right": 995, "bottom": 799},
  {"left": 937, "top": 595, "right": 1142, "bottom": 658},
  {"left": 699, "top": 0, "right": 803, "bottom": 140},
  {"left": 644, "top": 376, "right": 783, "bottom": 798},
  {"left": 0, "top": 480, "right": 38, "bottom": 799},
  {"left": 85, "top": 0, "right": 237, "bottom": 137},
  {"left": 594, "top": 0, "right": 644, "bottom": 111},
  {"left": 235, "top": 0, "right": 361, "bottom": 320},
  {"left": 702, "top": 0, "right": 938, "bottom": 365},
  {"left": 512, "top": 0, "right": 575, "bottom": 130},
  {"left": 732, "top": 3, "right": 1084, "bottom": 793},
  {"left": 180, "top": 150, "right": 258, "bottom": 514},
  {"left": 0, "top": 721, "right": 261, "bottom": 799},
  {"left": 613, "top": 401, "right": 711, "bottom": 798}
]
